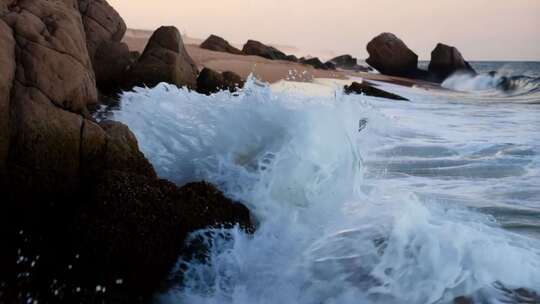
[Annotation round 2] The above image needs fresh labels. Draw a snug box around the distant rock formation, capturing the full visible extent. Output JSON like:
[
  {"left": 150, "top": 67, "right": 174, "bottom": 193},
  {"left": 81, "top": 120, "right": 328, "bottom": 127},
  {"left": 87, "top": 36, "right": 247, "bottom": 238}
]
[
  {"left": 200, "top": 34, "right": 244, "bottom": 55},
  {"left": 366, "top": 33, "right": 420, "bottom": 77},
  {"left": 328, "top": 54, "right": 373, "bottom": 72},
  {"left": 125, "top": 26, "right": 199, "bottom": 90},
  {"left": 197, "top": 68, "right": 245, "bottom": 95},
  {"left": 344, "top": 81, "right": 409, "bottom": 101},
  {"left": 428, "top": 43, "right": 476, "bottom": 82},
  {"left": 242, "top": 39, "right": 289, "bottom": 60},
  {"left": 300, "top": 57, "right": 335, "bottom": 70}
]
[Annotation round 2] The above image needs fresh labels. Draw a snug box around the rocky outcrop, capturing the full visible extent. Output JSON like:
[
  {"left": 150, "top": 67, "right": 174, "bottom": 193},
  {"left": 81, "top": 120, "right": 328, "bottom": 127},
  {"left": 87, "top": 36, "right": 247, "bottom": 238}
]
[
  {"left": 242, "top": 39, "right": 288, "bottom": 60},
  {"left": 366, "top": 33, "right": 419, "bottom": 77},
  {"left": 300, "top": 57, "right": 334, "bottom": 70},
  {"left": 200, "top": 34, "right": 243, "bottom": 55},
  {"left": 428, "top": 43, "right": 476, "bottom": 82},
  {"left": 285, "top": 54, "right": 299, "bottom": 62},
  {"left": 197, "top": 68, "right": 244, "bottom": 95},
  {"left": 328, "top": 54, "right": 372, "bottom": 72},
  {"left": 344, "top": 81, "right": 409, "bottom": 101},
  {"left": 0, "top": 20, "right": 15, "bottom": 176},
  {"left": 126, "top": 26, "right": 198, "bottom": 89}
]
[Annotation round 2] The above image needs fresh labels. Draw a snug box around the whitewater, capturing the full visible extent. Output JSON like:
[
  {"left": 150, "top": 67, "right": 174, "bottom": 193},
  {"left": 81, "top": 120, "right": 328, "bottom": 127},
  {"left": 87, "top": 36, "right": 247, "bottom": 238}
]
[{"left": 105, "top": 67, "right": 540, "bottom": 304}]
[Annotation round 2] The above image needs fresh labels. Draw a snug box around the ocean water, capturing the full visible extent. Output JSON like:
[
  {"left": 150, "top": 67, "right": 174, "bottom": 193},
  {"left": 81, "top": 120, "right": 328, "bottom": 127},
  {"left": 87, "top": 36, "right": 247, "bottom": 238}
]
[{"left": 109, "top": 62, "right": 540, "bottom": 304}]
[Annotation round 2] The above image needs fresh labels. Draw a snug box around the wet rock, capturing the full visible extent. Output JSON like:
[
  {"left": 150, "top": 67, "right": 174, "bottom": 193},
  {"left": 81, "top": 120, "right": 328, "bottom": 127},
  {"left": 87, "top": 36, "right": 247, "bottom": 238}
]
[
  {"left": 200, "top": 34, "right": 243, "bottom": 55},
  {"left": 242, "top": 39, "right": 288, "bottom": 60},
  {"left": 366, "top": 32, "right": 419, "bottom": 77},
  {"left": 125, "top": 26, "right": 198, "bottom": 89},
  {"left": 197, "top": 68, "right": 244, "bottom": 95},
  {"left": 78, "top": 0, "right": 127, "bottom": 61},
  {"left": 344, "top": 81, "right": 408, "bottom": 101},
  {"left": 428, "top": 43, "right": 476, "bottom": 82}
]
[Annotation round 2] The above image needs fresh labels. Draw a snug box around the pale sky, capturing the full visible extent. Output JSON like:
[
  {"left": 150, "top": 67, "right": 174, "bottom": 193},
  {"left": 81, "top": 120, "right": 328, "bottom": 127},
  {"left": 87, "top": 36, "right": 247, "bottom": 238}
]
[{"left": 109, "top": 0, "right": 540, "bottom": 61}]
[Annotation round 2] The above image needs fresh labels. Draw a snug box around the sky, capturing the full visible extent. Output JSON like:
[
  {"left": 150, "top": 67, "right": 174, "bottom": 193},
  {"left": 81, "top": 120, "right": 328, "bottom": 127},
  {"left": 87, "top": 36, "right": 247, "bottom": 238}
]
[{"left": 108, "top": 0, "right": 540, "bottom": 61}]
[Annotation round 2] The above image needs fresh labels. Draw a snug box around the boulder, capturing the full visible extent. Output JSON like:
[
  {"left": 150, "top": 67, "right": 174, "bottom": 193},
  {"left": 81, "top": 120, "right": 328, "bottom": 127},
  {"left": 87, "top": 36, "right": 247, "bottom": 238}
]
[
  {"left": 78, "top": 0, "right": 127, "bottom": 61},
  {"left": 197, "top": 68, "right": 244, "bottom": 95},
  {"left": 242, "top": 39, "right": 288, "bottom": 60},
  {"left": 200, "top": 34, "right": 243, "bottom": 55},
  {"left": 344, "top": 81, "right": 409, "bottom": 101},
  {"left": 301, "top": 57, "right": 332, "bottom": 70},
  {"left": 125, "top": 26, "right": 198, "bottom": 89},
  {"left": 428, "top": 43, "right": 476, "bottom": 82},
  {"left": 285, "top": 54, "right": 299, "bottom": 62},
  {"left": 94, "top": 41, "right": 134, "bottom": 94},
  {"left": 366, "top": 33, "right": 419, "bottom": 77},
  {"left": 99, "top": 120, "right": 156, "bottom": 178},
  {"left": 329, "top": 54, "right": 357, "bottom": 69},
  {"left": 0, "top": 20, "right": 15, "bottom": 176}
]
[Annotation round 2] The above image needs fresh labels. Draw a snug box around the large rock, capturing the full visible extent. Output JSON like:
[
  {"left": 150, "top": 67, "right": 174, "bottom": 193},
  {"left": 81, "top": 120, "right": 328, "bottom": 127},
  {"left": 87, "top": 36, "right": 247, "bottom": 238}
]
[
  {"left": 242, "top": 39, "right": 288, "bottom": 60},
  {"left": 0, "top": 20, "right": 15, "bottom": 176},
  {"left": 200, "top": 34, "right": 243, "bottom": 55},
  {"left": 93, "top": 41, "right": 133, "bottom": 94},
  {"left": 428, "top": 43, "right": 476, "bottom": 82},
  {"left": 196, "top": 68, "right": 244, "bottom": 95},
  {"left": 78, "top": 0, "right": 126, "bottom": 61},
  {"left": 366, "top": 33, "right": 419, "bottom": 77},
  {"left": 329, "top": 54, "right": 357, "bottom": 69},
  {"left": 126, "top": 26, "right": 198, "bottom": 89},
  {"left": 344, "top": 81, "right": 409, "bottom": 101}
]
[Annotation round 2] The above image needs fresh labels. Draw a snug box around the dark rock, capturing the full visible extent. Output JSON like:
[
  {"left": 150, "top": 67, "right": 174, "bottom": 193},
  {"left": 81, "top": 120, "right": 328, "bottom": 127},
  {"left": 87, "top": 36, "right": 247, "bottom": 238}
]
[
  {"left": 366, "top": 32, "right": 419, "bottom": 77},
  {"left": 0, "top": 20, "right": 15, "bottom": 176},
  {"left": 242, "top": 39, "right": 288, "bottom": 60},
  {"left": 324, "top": 61, "right": 336, "bottom": 70},
  {"left": 285, "top": 54, "right": 299, "bottom": 62},
  {"left": 453, "top": 296, "right": 472, "bottom": 304},
  {"left": 125, "top": 26, "right": 198, "bottom": 89},
  {"left": 99, "top": 120, "right": 156, "bottom": 178},
  {"left": 197, "top": 68, "right": 244, "bottom": 95},
  {"left": 329, "top": 54, "right": 357, "bottom": 69},
  {"left": 94, "top": 41, "right": 134, "bottom": 94},
  {"left": 78, "top": 0, "right": 127, "bottom": 61},
  {"left": 428, "top": 43, "right": 476, "bottom": 82},
  {"left": 200, "top": 34, "right": 243, "bottom": 55},
  {"left": 344, "top": 81, "right": 409, "bottom": 101},
  {"left": 301, "top": 57, "right": 332, "bottom": 70}
]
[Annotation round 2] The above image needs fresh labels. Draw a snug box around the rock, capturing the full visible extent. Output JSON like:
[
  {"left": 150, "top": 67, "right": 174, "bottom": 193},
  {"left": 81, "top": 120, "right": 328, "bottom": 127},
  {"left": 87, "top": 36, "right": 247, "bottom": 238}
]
[
  {"left": 78, "top": 0, "right": 127, "bottom": 61},
  {"left": 197, "top": 68, "right": 244, "bottom": 95},
  {"left": 94, "top": 41, "right": 133, "bottom": 94},
  {"left": 0, "top": 20, "right": 15, "bottom": 176},
  {"left": 285, "top": 54, "right": 299, "bottom": 62},
  {"left": 242, "top": 39, "right": 288, "bottom": 60},
  {"left": 125, "top": 26, "right": 198, "bottom": 89},
  {"left": 329, "top": 54, "right": 357, "bottom": 69},
  {"left": 99, "top": 120, "right": 156, "bottom": 178},
  {"left": 70, "top": 172, "right": 253, "bottom": 298},
  {"left": 300, "top": 57, "right": 332, "bottom": 70},
  {"left": 344, "top": 81, "right": 409, "bottom": 101},
  {"left": 324, "top": 61, "right": 336, "bottom": 70},
  {"left": 200, "top": 34, "right": 243, "bottom": 55},
  {"left": 366, "top": 33, "right": 419, "bottom": 77},
  {"left": 428, "top": 43, "right": 476, "bottom": 82}
]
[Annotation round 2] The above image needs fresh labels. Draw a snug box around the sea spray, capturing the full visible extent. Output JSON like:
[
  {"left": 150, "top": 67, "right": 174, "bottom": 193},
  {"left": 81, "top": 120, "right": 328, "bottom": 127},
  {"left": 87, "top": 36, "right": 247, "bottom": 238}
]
[{"left": 110, "top": 77, "right": 540, "bottom": 304}]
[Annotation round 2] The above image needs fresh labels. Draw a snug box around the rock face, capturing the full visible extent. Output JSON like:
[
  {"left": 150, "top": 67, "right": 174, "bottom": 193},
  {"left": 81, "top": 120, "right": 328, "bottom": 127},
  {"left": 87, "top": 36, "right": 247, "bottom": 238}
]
[
  {"left": 344, "top": 81, "right": 409, "bottom": 101},
  {"left": 126, "top": 26, "right": 198, "bottom": 89},
  {"left": 366, "top": 33, "right": 419, "bottom": 77},
  {"left": 242, "top": 39, "right": 288, "bottom": 60},
  {"left": 0, "top": 1, "right": 254, "bottom": 303},
  {"left": 200, "top": 34, "right": 243, "bottom": 55},
  {"left": 93, "top": 41, "right": 134, "bottom": 94},
  {"left": 197, "top": 68, "right": 244, "bottom": 95},
  {"left": 428, "top": 43, "right": 476, "bottom": 82}
]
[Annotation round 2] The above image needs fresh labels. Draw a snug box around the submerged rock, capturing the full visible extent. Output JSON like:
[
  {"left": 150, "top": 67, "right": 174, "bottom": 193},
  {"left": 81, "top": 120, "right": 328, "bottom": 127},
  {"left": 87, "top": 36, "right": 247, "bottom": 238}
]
[
  {"left": 200, "top": 34, "right": 243, "bottom": 55},
  {"left": 125, "top": 26, "right": 199, "bottom": 89},
  {"left": 428, "top": 43, "right": 476, "bottom": 82},
  {"left": 344, "top": 81, "right": 409, "bottom": 101},
  {"left": 196, "top": 68, "right": 245, "bottom": 95},
  {"left": 242, "top": 39, "right": 288, "bottom": 60},
  {"left": 366, "top": 33, "right": 420, "bottom": 77}
]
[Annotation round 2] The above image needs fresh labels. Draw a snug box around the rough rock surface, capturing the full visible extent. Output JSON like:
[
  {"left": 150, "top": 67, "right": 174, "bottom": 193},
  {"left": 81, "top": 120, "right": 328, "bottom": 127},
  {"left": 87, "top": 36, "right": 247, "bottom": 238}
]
[
  {"left": 197, "top": 68, "right": 244, "bottom": 95},
  {"left": 200, "top": 34, "right": 243, "bottom": 55},
  {"left": 126, "top": 26, "right": 198, "bottom": 89},
  {"left": 0, "top": 20, "right": 15, "bottom": 176},
  {"left": 344, "top": 81, "right": 409, "bottom": 101},
  {"left": 428, "top": 43, "right": 476, "bottom": 82},
  {"left": 242, "top": 39, "right": 288, "bottom": 60},
  {"left": 366, "top": 32, "right": 419, "bottom": 77},
  {"left": 78, "top": 0, "right": 127, "bottom": 61},
  {"left": 93, "top": 40, "right": 133, "bottom": 94}
]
